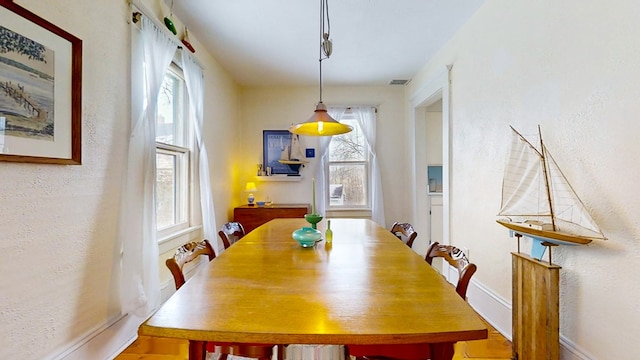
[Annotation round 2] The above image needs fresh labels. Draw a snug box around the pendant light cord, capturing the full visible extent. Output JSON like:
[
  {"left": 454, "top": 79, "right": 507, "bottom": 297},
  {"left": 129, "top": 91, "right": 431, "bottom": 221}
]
[
  {"left": 319, "top": 0, "right": 331, "bottom": 103},
  {"left": 322, "top": 0, "right": 331, "bottom": 52}
]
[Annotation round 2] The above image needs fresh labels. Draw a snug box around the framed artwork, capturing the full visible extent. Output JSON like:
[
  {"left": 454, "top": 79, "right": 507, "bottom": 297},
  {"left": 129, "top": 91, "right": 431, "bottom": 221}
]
[
  {"left": 0, "top": 0, "right": 82, "bottom": 164},
  {"left": 263, "top": 130, "right": 298, "bottom": 175}
]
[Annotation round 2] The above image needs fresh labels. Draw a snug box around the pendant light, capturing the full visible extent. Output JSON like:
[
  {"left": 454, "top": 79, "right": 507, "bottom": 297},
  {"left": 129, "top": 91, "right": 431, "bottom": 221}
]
[{"left": 289, "top": 0, "right": 353, "bottom": 136}]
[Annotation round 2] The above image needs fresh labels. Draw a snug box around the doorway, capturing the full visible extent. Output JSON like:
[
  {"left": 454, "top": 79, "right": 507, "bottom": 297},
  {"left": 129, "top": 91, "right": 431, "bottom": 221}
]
[
  {"left": 410, "top": 66, "right": 451, "bottom": 255},
  {"left": 425, "top": 101, "right": 443, "bottom": 247}
]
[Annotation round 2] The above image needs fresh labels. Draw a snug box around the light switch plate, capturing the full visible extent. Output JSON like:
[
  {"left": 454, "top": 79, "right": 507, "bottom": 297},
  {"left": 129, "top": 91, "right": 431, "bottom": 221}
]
[{"left": 306, "top": 148, "right": 315, "bottom": 158}]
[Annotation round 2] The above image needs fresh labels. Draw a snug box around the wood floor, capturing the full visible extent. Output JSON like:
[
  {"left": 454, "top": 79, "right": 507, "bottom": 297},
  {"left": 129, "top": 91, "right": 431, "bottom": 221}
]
[
  {"left": 116, "top": 318, "right": 512, "bottom": 360},
  {"left": 452, "top": 318, "right": 513, "bottom": 360}
]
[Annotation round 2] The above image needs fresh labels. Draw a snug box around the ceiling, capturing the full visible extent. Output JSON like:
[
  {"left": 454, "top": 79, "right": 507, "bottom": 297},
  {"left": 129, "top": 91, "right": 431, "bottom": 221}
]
[{"left": 168, "top": 0, "right": 485, "bottom": 87}]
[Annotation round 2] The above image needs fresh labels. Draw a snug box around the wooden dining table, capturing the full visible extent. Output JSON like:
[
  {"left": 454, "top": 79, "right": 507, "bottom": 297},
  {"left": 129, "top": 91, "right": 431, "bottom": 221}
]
[{"left": 139, "top": 218, "right": 488, "bottom": 360}]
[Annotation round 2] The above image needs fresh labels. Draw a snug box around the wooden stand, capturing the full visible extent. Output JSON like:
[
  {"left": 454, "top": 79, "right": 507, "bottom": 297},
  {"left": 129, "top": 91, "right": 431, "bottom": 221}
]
[{"left": 511, "top": 252, "right": 560, "bottom": 360}]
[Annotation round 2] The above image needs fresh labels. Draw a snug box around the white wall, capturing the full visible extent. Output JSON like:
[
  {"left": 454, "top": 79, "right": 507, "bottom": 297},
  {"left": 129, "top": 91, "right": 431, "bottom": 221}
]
[
  {"left": 238, "top": 86, "right": 408, "bottom": 228},
  {"left": 0, "top": 0, "right": 240, "bottom": 358},
  {"left": 407, "top": 0, "right": 640, "bottom": 358},
  {"left": 425, "top": 103, "right": 442, "bottom": 166}
]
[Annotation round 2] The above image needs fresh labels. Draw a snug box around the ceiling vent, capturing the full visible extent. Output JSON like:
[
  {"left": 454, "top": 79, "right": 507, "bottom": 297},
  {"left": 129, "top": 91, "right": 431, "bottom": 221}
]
[{"left": 389, "top": 79, "right": 409, "bottom": 85}]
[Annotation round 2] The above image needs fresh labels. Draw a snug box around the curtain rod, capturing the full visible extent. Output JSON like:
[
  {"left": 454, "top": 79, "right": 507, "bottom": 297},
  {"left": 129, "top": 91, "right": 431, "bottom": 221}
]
[
  {"left": 329, "top": 104, "right": 379, "bottom": 112},
  {"left": 128, "top": 0, "right": 203, "bottom": 70},
  {"left": 129, "top": 0, "right": 183, "bottom": 49}
]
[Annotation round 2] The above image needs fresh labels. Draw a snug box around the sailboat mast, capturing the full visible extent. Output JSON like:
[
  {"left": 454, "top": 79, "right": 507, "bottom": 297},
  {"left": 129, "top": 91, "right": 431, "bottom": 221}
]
[{"left": 538, "top": 125, "right": 556, "bottom": 230}]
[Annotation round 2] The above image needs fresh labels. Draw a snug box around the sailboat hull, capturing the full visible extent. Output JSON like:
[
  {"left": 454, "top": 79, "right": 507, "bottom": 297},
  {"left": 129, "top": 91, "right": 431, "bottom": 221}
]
[{"left": 496, "top": 219, "right": 593, "bottom": 246}]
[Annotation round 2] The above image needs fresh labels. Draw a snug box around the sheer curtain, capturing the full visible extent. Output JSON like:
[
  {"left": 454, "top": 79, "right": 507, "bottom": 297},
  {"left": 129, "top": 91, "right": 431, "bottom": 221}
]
[
  {"left": 120, "top": 16, "right": 177, "bottom": 316},
  {"left": 181, "top": 52, "right": 219, "bottom": 254},
  {"left": 314, "top": 107, "right": 346, "bottom": 216},
  {"left": 351, "top": 107, "right": 385, "bottom": 226}
]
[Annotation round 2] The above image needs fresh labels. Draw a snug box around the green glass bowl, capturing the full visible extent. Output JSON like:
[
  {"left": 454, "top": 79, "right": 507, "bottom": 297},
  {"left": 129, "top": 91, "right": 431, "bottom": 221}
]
[
  {"left": 304, "top": 213, "right": 323, "bottom": 229},
  {"left": 292, "top": 227, "right": 322, "bottom": 247}
]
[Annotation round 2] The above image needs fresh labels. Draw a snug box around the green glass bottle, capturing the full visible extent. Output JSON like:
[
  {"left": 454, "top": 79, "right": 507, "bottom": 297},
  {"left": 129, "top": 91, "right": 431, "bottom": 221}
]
[{"left": 325, "top": 220, "right": 333, "bottom": 244}]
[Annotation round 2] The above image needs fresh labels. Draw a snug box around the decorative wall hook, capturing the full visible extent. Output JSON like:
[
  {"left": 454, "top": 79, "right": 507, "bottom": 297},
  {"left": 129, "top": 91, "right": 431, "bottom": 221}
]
[
  {"left": 163, "top": 0, "right": 177, "bottom": 35},
  {"left": 181, "top": 27, "right": 195, "bottom": 53}
]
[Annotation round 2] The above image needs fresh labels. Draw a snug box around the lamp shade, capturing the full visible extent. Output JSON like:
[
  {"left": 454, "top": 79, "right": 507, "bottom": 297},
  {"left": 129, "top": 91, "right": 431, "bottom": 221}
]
[
  {"left": 245, "top": 182, "right": 257, "bottom": 192},
  {"left": 290, "top": 102, "right": 353, "bottom": 136}
]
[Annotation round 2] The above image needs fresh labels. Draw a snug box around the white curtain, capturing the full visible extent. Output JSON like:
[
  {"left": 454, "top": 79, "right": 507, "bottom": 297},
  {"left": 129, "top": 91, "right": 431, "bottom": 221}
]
[
  {"left": 314, "top": 107, "right": 346, "bottom": 216},
  {"left": 120, "top": 16, "right": 177, "bottom": 316},
  {"left": 181, "top": 52, "right": 219, "bottom": 254},
  {"left": 351, "top": 107, "right": 385, "bottom": 226}
]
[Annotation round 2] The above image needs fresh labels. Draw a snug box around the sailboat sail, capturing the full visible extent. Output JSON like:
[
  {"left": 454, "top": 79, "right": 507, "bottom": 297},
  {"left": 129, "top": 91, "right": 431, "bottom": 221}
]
[
  {"left": 497, "top": 126, "right": 606, "bottom": 245},
  {"left": 498, "top": 127, "right": 551, "bottom": 221},
  {"left": 544, "top": 149, "right": 604, "bottom": 239}
]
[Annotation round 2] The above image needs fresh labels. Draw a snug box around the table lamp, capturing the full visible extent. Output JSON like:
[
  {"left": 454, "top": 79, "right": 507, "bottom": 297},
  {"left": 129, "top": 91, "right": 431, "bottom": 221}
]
[{"left": 245, "top": 182, "right": 257, "bottom": 206}]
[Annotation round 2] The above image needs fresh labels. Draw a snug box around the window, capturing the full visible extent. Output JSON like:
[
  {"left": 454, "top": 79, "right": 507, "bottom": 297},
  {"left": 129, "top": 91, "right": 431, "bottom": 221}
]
[
  {"left": 156, "top": 64, "right": 192, "bottom": 238},
  {"left": 326, "top": 114, "right": 370, "bottom": 209}
]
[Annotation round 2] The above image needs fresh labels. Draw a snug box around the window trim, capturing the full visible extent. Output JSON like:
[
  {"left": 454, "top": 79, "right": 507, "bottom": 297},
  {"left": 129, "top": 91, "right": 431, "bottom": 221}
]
[
  {"left": 324, "top": 118, "right": 372, "bottom": 211},
  {"left": 155, "top": 61, "right": 197, "bottom": 241}
]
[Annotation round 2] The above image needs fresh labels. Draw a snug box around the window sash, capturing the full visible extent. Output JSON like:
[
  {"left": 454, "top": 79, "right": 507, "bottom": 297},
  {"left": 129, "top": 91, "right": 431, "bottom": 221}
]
[
  {"left": 326, "top": 158, "right": 371, "bottom": 210},
  {"left": 155, "top": 62, "right": 194, "bottom": 240},
  {"left": 156, "top": 143, "right": 190, "bottom": 238},
  {"left": 325, "top": 115, "right": 372, "bottom": 210},
  {"left": 156, "top": 65, "right": 187, "bottom": 147}
]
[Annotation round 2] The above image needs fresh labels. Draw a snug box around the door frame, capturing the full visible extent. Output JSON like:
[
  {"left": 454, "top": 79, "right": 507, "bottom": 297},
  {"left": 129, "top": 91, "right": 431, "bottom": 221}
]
[{"left": 409, "top": 65, "right": 452, "bottom": 252}]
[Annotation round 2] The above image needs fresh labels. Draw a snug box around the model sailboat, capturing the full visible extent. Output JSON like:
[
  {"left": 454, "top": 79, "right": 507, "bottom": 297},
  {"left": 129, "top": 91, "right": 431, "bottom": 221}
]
[
  {"left": 497, "top": 126, "right": 606, "bottom": 258},
  {"left": 279, "top": 133, "right": 308, "bottom": 175}
]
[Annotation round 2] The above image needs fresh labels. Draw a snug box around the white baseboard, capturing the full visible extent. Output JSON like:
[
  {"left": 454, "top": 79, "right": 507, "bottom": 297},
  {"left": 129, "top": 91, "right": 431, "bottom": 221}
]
[
  {"left": 51, "top": 263, "right": 202, "bottom": 360},
  {"left": 458, "top": 266, "right": 595, "bottom": 360},
  {"left": 465, "top": 277, "right": 513, "bottom": 340},
  {"left": 559, "top": 335, "right": 596, "bottom": 360},
  {"left": 49, "top": 313, "right": 143, "bottom": 360}
]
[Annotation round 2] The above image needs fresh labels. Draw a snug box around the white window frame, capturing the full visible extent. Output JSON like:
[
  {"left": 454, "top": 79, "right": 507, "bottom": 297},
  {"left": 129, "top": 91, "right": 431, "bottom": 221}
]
[
  {"left": 324, "top": 114, "right": 372, "bottom": 211},
  {"left": 156, "top": 62, "right": 196, "bottom": 241}
]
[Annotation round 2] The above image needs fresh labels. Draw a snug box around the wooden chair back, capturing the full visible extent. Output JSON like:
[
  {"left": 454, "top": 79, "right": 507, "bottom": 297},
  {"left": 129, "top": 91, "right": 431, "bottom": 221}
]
[
  {"left": 425, "top": 242, "right": 477, "bottom": 299},
  {"left": 218, "top": 222, "right": 246, "bottom": 249},
  {"left": 390, "top": 222, "right": 418, "bottom": 248},
  {"left": 165, "top": 239, "right": 215, "bottom": 290}
]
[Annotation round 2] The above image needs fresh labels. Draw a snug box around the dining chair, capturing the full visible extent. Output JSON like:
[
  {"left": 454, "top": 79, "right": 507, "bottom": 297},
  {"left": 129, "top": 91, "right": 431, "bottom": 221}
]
[
  {"left": 165, "top": 239, "right": 216, "bottom": 290},
  {"left": 390, "top": 222, "right": 418, "bottom": 248},
  {"left": 425, "top": 241, "right": 477, "bottom": 300},
  {"left": 218, "top": 221, "right": 246, "bottom": 249},
  {"left": 347, "top": 242, "right": 477, "bottom": 360},
  {"left": 165, "top": 239, "right": 277, "bottom": 360}
]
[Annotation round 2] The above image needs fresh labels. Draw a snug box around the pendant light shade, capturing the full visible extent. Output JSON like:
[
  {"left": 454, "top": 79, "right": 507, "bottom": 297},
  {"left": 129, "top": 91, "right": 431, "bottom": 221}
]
[
  {"left": 289, "top": 0, "right": 352, "bottom": 137},
  {"left": 289, "top": 102, "right": 353, "bottom": 136}
]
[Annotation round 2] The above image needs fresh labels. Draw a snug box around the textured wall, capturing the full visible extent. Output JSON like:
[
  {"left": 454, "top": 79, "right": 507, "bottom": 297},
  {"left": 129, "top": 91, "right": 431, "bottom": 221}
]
[
  {"left": 0, "top": 1, "right": 130, "bottom": 358},
  {"left": 0, "top": 0, "right": 240, "bottom": 358},
  {"left": 407, "top": 0, "right": 640, "bottom": 358}
]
